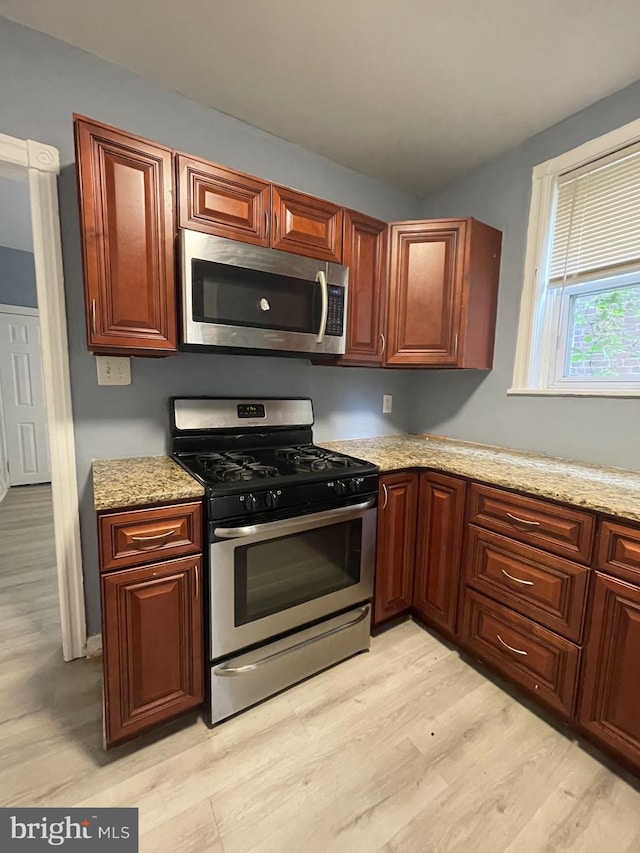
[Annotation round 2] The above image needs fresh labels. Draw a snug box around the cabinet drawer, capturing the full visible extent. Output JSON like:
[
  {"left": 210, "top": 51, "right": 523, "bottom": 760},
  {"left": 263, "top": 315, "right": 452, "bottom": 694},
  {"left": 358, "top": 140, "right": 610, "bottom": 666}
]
[
  {"left": 464, "top": 526, "right": 589, "bottom": 641},
  {"left": 597, "top": 520, "right": 640, "bottom": 584},
  {"left": 461, "top": 588, "right": 581, "bottom": 718},
  {"left": 468, "top": 484, "right": 594, "bottom": 564},
  {"left": 99, "top": 502, "right": 202, "bottom": 571}
]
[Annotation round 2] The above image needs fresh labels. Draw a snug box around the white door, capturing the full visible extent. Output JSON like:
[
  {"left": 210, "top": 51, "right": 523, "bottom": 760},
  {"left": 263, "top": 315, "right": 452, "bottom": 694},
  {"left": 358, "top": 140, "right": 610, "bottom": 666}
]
[{"left": 0, "top": 310, "right": 50, "bottom": 485}]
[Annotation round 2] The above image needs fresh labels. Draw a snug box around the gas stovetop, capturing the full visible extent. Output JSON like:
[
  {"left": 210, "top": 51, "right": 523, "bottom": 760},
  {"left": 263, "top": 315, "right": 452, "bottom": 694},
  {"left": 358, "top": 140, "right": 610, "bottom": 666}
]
[{"left": 170, "top": 397, "right": 379, "bottom": 521}]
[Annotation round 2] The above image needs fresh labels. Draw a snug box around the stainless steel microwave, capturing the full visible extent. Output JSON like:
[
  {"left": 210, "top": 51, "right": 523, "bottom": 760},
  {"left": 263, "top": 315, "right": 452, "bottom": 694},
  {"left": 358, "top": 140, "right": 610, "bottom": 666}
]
[{"left": 180, "top": 229, "right": 349, "bottom": 356}]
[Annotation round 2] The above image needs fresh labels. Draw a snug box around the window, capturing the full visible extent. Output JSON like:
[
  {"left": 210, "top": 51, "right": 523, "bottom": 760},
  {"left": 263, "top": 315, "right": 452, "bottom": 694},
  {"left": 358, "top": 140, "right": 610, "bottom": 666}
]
[{"left": 511, "top": 118, "right": 640, "bottom": 396}]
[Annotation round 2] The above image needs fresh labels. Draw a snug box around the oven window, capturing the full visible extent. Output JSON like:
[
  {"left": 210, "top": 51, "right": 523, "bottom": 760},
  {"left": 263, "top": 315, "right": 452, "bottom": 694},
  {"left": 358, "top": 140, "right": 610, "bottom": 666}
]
[
  {"left": 234, "top": 520, "right": 362, "bottom": 625},
  {"left": 192, "top": 259, "right": 320, "bottom": 333}
]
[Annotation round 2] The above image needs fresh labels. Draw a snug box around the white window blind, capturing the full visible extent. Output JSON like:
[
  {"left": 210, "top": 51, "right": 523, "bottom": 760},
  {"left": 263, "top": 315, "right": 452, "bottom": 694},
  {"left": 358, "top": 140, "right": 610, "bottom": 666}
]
[{"left": 548, "top": 141, "right": 640, "bottom": 286}]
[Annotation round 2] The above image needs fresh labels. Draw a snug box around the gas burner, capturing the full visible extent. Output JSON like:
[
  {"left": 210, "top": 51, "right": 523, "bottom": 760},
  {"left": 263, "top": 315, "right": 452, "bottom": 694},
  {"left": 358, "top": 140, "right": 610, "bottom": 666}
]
[
  {"left": 275, "top": 446, "right": 354, "bottom": 472},
  {"left": 198, "top": 452, "right": 280, "bottom": 483}
]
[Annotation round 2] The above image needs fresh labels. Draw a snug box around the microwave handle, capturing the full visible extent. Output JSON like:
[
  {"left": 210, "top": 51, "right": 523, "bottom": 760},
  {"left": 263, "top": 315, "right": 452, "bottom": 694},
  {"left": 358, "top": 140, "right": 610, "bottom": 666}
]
[{"left": 315, "top": 270, "right": 328, "bottom": 344}]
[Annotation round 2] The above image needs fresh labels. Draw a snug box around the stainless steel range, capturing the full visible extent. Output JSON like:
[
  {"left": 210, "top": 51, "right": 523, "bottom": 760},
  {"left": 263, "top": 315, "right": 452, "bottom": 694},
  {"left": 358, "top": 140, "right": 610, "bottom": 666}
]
[{"left": 170, "top": 397, "right": 378, "bottom": 725}]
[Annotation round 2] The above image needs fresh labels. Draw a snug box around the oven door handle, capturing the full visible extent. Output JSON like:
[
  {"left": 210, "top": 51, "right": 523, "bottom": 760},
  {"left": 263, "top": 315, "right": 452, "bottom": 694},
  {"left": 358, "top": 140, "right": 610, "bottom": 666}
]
[
  {"left": 315, "top": 269, "right": 328, "bottom": 344},
  {"left": 214, "top": 606, "right": 370, "bottom": 676},
  {"left": 213, "top": 498, "right": 376, "bottom": 539}
]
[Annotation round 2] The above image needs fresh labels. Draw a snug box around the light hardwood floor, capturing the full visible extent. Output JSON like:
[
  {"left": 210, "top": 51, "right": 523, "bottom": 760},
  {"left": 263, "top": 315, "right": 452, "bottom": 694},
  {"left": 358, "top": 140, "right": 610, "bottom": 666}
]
[{"left": 2, "top": 485, "right": 640, "bottom": 852}]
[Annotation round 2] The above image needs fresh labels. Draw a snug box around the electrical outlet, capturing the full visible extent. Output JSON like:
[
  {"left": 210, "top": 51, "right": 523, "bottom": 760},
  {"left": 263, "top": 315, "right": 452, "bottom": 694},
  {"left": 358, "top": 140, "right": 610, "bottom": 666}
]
[
  {"left": 96, "top": 356, "right": 131, "bottom": 386},
  {"left": 382, "top": 394, "right": 393, "bottom": 414}
]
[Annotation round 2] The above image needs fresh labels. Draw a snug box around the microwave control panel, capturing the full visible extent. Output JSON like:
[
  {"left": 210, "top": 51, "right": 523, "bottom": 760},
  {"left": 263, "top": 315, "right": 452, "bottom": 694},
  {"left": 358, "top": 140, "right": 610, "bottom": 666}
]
[{"left": 326, "top": 286, "right": 345, "bottom": 336}]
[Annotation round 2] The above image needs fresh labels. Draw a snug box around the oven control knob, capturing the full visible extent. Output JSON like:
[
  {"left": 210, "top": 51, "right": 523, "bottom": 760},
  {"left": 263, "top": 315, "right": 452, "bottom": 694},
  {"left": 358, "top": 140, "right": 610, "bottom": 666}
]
[
  {"left": 265, "top": 489, "right": 281, "bottom": 509},
  {"left": 244, "top": 494, "right": 259, "bottom": 512},
  {"left": 348, "top": 477, "right": 364, "bottom": 494},
  {"left": 334, "top": 480, "right": 347, "bottom": 496}
]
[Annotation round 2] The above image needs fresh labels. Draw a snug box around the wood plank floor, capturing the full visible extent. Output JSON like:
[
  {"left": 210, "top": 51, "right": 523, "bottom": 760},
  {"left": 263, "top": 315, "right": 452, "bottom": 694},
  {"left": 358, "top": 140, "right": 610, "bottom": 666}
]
[{"left": 2, "top": 484, "right": 640, "bottom": 852}]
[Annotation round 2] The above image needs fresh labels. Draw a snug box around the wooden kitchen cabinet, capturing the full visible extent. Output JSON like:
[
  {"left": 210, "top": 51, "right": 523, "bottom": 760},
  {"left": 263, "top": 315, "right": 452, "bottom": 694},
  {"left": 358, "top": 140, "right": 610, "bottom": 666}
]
[
  {"left": 271, "top": 185, "right": 343, "bottom": 262},
  {"left": 102, "top": 555, "right": 203, "bottom": 746},
  {"left": 579, "top": 572, "right": 640, "bottom": 770},
  {"left": 413, "top": 471, "right": 466, "bottom": 635},
  {"left": 74, "top": 116, "right": 177, "bottom": 355},
  {"left": 177, "top": 154, "right": 270, "bottom": 246},
  {"left": 374, "top": 472, "right": 418, "bottom": 626},
  {"left": 385, "top": 218, "right": 501, "bottom": 367},
  {"left": 339, "top": 210, "right": 388, "bottom": 365},
  {"left": 97, "top": 499, "right": 204, "bottom": 748}
]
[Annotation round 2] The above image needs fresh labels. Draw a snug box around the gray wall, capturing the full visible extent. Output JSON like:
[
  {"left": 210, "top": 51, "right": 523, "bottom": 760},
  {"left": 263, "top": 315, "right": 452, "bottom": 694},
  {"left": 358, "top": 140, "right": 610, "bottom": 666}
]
[
  {"left": 0, "top": 16, "right": 421, "bottom": 634},
  {"left": 0, "top": 175, "right": 33, "bottom": 253},
  {"left": 0, "top": 246, "right": 37, "bottom": 308},
  {"left": 413, "top": 77, "right": 640, "bottom": 472}
]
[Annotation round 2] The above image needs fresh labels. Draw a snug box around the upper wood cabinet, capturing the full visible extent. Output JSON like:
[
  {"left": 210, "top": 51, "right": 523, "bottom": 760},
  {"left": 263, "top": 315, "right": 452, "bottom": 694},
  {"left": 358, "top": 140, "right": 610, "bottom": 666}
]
[
  {"left": 176, "top": 155, "right": 342, "bottom": 262},
  {"left": 374, "top": 472, "right": 418, "bottom": 626},
  {"left": 74, "top": 116, "right": 177, "bottom": 355},
  {"left": 177, "top": 154, "right": 270, "bottom": 246},
  {"left": 385, "top": 218, "right": 501, "bottom": 367},
  {"left": 271, "top": 186, "right": 343, "bottom": 262},
  {"left": 413, "top": 471, "right": 466, "bottom": 635},
  {"left": 339, "top": 210, "right": 387, "bottom": 365},
  {"left": 579, "top": 572, "right": 640, "bottom": 770}
]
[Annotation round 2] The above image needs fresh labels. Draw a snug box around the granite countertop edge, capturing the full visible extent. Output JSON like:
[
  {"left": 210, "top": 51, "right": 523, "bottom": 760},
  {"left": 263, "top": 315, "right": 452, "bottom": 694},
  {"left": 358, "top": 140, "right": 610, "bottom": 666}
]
[{"left": 91, "top": 436, "right": 640, "bottom": 523}]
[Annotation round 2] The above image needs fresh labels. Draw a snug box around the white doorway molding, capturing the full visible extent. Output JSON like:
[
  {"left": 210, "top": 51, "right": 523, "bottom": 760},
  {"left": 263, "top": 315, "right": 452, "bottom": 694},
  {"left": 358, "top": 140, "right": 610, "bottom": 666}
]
[{"left": 0, "top": 132, "right": 86, "bottom": 660}]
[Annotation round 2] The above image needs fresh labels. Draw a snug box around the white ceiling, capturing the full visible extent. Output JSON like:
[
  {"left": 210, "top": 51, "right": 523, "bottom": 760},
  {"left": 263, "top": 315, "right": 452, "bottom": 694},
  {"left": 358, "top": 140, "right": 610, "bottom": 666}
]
[{"left": 2, "top": 0, "right": 640, "bottom": 194}]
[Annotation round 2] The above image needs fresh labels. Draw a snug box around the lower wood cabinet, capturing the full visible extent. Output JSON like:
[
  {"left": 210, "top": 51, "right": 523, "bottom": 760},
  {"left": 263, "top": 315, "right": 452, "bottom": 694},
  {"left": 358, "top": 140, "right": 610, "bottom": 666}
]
[
  {"left": 413, "top": 471, "right": 466, "bottom": 635},
  {"left": 373, "top": 472, "right": 418, "bottom": 626},
  {"left": 579, "top": 572, "right": 640, "bottom": 770},
  {"left": 101, "top": 555, "right": 203, "bottom": 746},
  {"left": 461, "top": 588, "right": 581, "bottom": 718}
]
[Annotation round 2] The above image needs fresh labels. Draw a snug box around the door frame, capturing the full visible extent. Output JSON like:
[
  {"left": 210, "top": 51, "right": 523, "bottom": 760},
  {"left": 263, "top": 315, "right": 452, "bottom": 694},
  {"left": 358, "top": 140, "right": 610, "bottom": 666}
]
[{"left": 0, "top": 132, "right": 86, "bottom": 660}]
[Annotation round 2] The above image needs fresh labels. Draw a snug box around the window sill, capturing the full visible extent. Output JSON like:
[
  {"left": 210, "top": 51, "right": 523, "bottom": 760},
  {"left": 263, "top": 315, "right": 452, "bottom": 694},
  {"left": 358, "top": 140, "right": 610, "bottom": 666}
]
[{"left": 508, "top": 386, "right": 640, "bottom": 398}]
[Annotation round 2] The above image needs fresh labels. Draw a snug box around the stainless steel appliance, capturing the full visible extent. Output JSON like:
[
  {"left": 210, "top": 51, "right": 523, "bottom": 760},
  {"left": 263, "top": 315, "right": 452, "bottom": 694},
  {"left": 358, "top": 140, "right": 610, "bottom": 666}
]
[
  {"left": 180, "top": 230, "right": 349, "bottom": 356},
  {"left": 171, "top": 397, "right": 378, "bottom": 725}
]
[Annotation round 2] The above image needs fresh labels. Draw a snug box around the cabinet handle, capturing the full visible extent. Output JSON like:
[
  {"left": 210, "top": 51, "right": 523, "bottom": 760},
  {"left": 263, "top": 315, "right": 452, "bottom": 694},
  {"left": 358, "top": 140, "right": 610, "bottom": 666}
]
[
  {"left": 496, "top": 634, "right": 528, "bottom": 656},
  {"left": 130, "top": 527, "right": 178, "bottom": 545},
  {"left": 379, "top": 332, "right": 386, "bottom": 356},
  {"left": 274, "top": 212, "right": 280, "bottom": 242},
  {"left": 264, "top": 210, "right": 269, "bottom": 240},
  {"left": 506, "top": 512, "right": 541, "bottom": 528},
  {"left": 501, "top": 568, "right": 534, "bottom": 587},
  {"left": 91, "top": 299, "right": 97, "bottom": 335},
  {"left": 195, "top": 564, "right": 199, "bottom": 600},
  {"left": 382, "top": 483, "right": 388, "bottom": 510}
]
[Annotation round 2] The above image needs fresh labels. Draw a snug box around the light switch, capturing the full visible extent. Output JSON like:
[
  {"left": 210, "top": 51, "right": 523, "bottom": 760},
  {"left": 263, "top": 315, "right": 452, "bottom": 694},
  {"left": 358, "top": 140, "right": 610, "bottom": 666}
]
[
  {"left": 96, "top": 356, "right": 131, "bottom": 386},
  {"left": 382, "top": 394, "right": 393, "bottom": 414}
]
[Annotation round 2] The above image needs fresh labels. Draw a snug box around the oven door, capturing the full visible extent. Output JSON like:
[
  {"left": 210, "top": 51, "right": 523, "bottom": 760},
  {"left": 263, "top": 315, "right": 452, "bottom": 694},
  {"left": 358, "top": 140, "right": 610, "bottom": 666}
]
[
  {"left": 181, "top": 229, "right": 348, "bottom": 355},
  {"left": 209, "top": 499, "right": 376, "bottom": 659}
]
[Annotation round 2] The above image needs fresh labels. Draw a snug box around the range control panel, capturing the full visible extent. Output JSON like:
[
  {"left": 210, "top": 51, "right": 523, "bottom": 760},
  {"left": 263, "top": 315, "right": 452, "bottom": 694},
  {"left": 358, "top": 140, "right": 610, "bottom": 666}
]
[{"left": 326, "top": 286, "right": 345, "bottom": 337}]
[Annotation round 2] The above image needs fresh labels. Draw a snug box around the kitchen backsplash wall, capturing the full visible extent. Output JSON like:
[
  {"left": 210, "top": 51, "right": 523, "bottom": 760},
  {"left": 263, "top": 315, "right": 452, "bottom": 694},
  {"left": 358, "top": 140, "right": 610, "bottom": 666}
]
[
  {"left": 0, "top": 16, "right": 421, "bottom": 634},
  {"left": 413, "top": 76, "right": 640, "bottom": 472}
]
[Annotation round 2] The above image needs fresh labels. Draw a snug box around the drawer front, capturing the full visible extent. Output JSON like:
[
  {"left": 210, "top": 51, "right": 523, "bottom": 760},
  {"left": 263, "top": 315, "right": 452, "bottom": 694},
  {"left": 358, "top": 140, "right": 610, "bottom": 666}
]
[
  {"left": 468, "top": 484, "right": 595, "bottom": 564},
  {"left": 465, "top": 526, "right": 589, "bottom": 641},
  {"left": 597, "top": 520, "right": 640, "bottom": 584},
  {"left": 99, "top": 502, "right": 202, "bottom": 571},
  {"left": 461, "top": 588, "right": 581, "bottom": 717}
]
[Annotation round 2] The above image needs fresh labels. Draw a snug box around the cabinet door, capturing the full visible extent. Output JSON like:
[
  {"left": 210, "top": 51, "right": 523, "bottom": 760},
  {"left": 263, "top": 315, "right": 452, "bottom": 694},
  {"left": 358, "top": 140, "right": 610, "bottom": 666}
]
[
  {"left": 74, "top": 116, "right": 177, "bottom": 354},
  {"left": 374, "top": 472, "right": 418, "bottom": 626},
  {"left": 386, "top": 220, "right": 465, "bottom": 366},
  {"left": 271, "top": 186, "right": 343, "bottom": 262},
  {"left": 413, "top": 472, "right": 466, "bottom": 635},
  {"left": 177, "top": 154, "right": 270, "bottom": 246},
  {"left": 579, "top": 573, "right": 640, "bottom": 769},
  {"left": 339, "top": 211, "right": 387, "bottom": 365},
  {"left": 102, "top": 556, "right": 203, "bottom": 746}
]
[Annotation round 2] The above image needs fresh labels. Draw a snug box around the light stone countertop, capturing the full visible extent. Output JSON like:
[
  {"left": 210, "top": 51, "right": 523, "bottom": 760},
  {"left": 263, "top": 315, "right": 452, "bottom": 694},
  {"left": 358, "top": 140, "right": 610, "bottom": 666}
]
[
  {"left": 93, "top": 456, "right": 204, "bottom": 511},
  {"left": 320, "top": 434, "right": 640, "bottom": 523},
  {"left": 92, "top": 435, "right": 640, "bottom": 522}
]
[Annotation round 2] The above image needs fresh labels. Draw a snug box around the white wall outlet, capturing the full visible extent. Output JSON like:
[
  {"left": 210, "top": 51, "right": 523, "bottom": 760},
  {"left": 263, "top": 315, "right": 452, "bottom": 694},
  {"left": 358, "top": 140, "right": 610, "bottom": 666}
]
[
  {"left": 382, "top": 394, "right": 393, "bottom": 414},
  {"left": 96, "top": 356, "right": 131, "bottom": 386}
]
